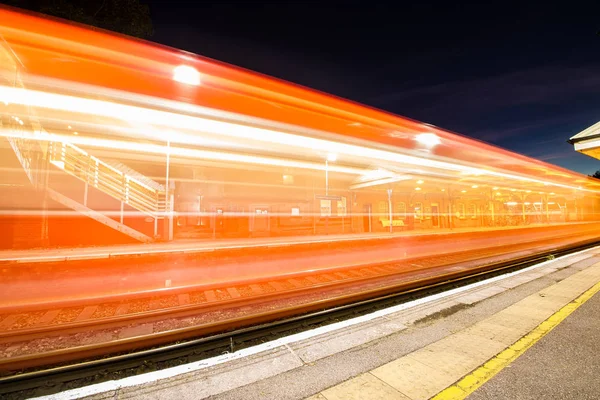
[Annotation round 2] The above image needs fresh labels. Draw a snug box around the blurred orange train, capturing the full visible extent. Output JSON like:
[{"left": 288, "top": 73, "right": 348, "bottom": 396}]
[{"left": 0, "top": 5, "right": 598, "bottom": 248}]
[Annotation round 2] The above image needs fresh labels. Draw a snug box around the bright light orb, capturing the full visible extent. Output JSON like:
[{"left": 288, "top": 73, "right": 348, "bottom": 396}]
[
  {"left": 415, "top": 133, "right": 441, "bottom": 148},
  {"left": 327, "top": 153, "right": 337, "bottom": 162},
  {"left": 173, "top": 65, "right": 201, "bottom": 86}
]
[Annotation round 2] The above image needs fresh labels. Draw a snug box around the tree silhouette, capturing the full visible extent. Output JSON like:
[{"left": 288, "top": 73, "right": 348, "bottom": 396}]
[
  {"left": 590, "top": 170, "right": 600, "bottom": 179},
  {"left": 2, "top": 0, "right": 153, "bottom": 39}
]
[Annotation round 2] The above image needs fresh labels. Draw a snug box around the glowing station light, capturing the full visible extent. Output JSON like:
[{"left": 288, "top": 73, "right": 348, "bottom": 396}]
[
  {"left": 173, "top": 65, "right": 201, "bottom": 86},
  {"left": 415, "top": 133, "right": 441, "bottom": 148}
]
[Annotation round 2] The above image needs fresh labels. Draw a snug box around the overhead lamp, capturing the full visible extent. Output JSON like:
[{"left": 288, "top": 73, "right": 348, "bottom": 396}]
[
  {"left": 496, "top": 192, "right": 501, "bottom": 196},
  {"left": 173, "top": 65, "right": 201, "bottom": 86},
  {"left": 415, "top": 133, "right": 441, "bottom": 148},
  {"left": 471, "top": 185, "right": 478, "bottom": 189},
  {"left": 461, "top": 190, "right": 467, "bottom": 193},
  {"left": 550, "top": 192, "right": 555, "bottom": 195},
  {"left": 417, "top": 179, "right": 424, "bottom": 184},
  {"left": 492, "top": 187, "right": 498, "bottom": 190},
  {"left": 415, "top": 187, "right": 422, "bottom": 191}
]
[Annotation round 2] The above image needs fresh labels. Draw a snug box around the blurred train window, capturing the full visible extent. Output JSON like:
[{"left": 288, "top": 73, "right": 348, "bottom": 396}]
[
  {"left": 396, "top": 202, "right": 406, "bottom": 219},
  {"left": 469, "top": 204, "right": 477, "bottom": 219},
  {"left": 320, "top": 200, "right": 331, "bottom": 217},
  {"left": 458, "top": 203, "right": 466, "bottom": 219},
  {"left": 378, "top": 201, "right": 388, "bottom": 216},
  {"left": 337, "top": 197, "right": 347, "bottom": 217},
  {"left": 415, "top": 202, "right": 423, "bottom": 220}
]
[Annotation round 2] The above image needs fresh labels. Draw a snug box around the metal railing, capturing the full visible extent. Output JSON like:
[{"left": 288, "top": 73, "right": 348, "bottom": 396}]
[
  {"left": 4, "top": 118, "right": 46, "bottom": 189},
  {"left": 48, "top": 141, "right": 168, "bottom": 219}
]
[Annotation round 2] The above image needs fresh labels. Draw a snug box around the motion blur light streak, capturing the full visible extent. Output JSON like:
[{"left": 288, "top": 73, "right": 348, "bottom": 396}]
[
  {"left": 0, "top": 128, "right": 368, "bottom": 175},
  {"left": 1, "top": 85, "right": 597, "bottom": 193}
]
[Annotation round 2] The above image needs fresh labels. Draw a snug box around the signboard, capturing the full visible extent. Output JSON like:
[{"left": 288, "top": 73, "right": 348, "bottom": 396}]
[
  {"left": 320, "top": 200, "right": 331, "bottom": 217},
  {"left": 315, "top": 195, "right": 342, "bottom": 201}
]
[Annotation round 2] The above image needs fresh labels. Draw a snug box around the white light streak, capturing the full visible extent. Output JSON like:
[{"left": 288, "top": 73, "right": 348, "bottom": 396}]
[{"left": 173, "top": 65, "right": 201, "bottom": 86}]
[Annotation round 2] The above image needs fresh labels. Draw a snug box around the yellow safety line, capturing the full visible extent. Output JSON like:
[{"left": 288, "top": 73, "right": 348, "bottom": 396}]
[{"left": 433, "top": 280, "right": 600, "bottom": 400}]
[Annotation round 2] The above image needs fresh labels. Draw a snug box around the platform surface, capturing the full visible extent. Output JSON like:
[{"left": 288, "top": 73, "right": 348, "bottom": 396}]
[
  {"left": 37, "top": 246, "right": 600, "bottom": 400},
  {"left": 0, "top": 223, "right": 567, "bottom": 264}
]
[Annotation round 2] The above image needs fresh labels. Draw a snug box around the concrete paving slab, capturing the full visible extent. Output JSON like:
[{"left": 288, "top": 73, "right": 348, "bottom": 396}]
[
  {"left": 371, "top": 356, "right": 457, "bottom": 400},
  {"left": 429, "top": 332, "right": 507, "bottom": 365},
  {"left": 462, "top": 320, "right": 528, "bottom": 346},
  {"left": 305, "top": 394, "right": 328, "bottom": 400},
  {"left": 114, "top": 346, "right": 302, "bottom": 400},
  {"left": 410, "top": 345, "right": 481, "bottom": 377},
  {"left": 387, "top": 298, "right": 464, "bottom": 325},
  {"left": 320, "top": 373, "right": 409, "bottom": 400},
  {"left": 569, "top": 256, "right": 600, "bottom": 270},
  {"left": 291, "top": 317, "right": 407, "bottom": 364},
  {"left": 468, "top": 289, "right": 600, "bottom": 400},
  {"left": 456, "top": 286, "right": 507, "bottom": 305}
]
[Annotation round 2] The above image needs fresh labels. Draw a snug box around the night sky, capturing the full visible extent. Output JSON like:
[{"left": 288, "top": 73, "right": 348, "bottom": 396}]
[{"left": 145, "top": 1, "right": 600, "bottom": 174}]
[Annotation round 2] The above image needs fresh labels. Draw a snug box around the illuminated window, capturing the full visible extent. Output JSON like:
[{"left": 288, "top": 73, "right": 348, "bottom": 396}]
[
  {"left": 415, "top": 202, "right": 423, "bottom": 220},
  {"left": 378, "top": 201, "right": 388, "bottom": 216},
  {"left": 291, "top": 207, "right": 300, "bottom": 216},
  {"left": 337, "top": 197, "right": 347, "bottom": 217},
  {"left": 396, "top": 202, "right": 406, "bottom": 218},
  {"left": 469, "top": 204, "right": 477, "bottom": 219},
  {"left": 458, "top": 203, "right": 465, "bottom": 219},
  {"left": 320, "top": 200, "right": 331, "bottom": 217}
]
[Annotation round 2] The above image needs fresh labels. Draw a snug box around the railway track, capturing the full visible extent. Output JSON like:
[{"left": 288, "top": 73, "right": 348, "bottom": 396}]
[{"left": 1, "top": 232, "right": 599, "bottom": 399}]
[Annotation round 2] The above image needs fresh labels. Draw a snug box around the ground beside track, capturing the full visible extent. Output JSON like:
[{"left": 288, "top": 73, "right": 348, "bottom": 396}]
[
  {"left": 35, "top": 247, "right": 600, "bottom": 400},
  {"left": 467, "top": 288, "right": 600, "bottom": 400}
]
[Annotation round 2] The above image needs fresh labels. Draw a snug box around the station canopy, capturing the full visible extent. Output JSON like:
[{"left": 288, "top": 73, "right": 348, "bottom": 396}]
[{"left": 569, "top": 121, "right": 600, "bottom": 160}]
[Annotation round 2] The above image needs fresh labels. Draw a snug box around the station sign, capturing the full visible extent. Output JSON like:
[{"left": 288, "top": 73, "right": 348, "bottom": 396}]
[{"left": 315, "top": 195, "right": 342, "bottom": 201}]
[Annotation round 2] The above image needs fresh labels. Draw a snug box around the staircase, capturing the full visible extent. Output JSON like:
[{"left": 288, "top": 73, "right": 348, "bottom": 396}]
[{"left": 6, "top": 117, "right": 169, "bottom": 244}]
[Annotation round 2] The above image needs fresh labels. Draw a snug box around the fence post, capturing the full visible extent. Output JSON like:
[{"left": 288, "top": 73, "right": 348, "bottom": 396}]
[
  {"left": 94, "top": 159, "right": 99, "bottom": 188},
  {"left": 387, "top": 189, "right": 393, "bottom": 233},
  {"left": 169, "top": 193, "right": 174, "bottom": 241},
  {"left": 120, "top": 201, "right": 124, "bottom": 224}
]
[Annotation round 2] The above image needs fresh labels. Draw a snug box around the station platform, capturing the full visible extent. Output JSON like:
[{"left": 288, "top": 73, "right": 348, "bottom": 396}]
[
  {"left": 0, "top": 223, "right": 568, "bottom": 264},
  {"left": 40, "top": 245, "right": 600, "bottom": 400},
  {"left": 3, "top": 223, "right": 595, "bottom": 309}
]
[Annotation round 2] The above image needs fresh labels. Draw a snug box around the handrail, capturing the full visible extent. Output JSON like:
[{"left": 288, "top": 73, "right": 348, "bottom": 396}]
[
  {"left": 48, "top": 141, "right": 168, "bottom": 217},
  {"left": 4, "top": 115, "right": 45, "bottom": 189}
]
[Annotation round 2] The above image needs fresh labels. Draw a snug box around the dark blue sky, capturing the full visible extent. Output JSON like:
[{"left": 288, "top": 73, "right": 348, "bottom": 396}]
[{"left": 146, "top": 1, "right": 600, "bottom": 175}]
